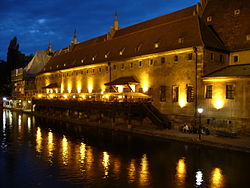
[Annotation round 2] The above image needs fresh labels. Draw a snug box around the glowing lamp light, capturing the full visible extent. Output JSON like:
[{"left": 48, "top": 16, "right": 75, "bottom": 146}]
[
  {"left": 197, "top": 107, "right": 204, "bottom": 114},
  {"left": 63, "top": 94, "right": 68, "bottom": 99},
  {"left": 214, "top": 99, "right": 224, "bottom": 110},
  {"left": 73, "top": 95, "right": 76, "bottom": 99},
  {"left": 37, "top": 94, "right": 42, "bottom": 98},
  {"left": 3, "top": 97, "right": 7, "bottom": 101},
  {"left": 118, "top": 95, "right": 123, "bottom": 99},
  {"left": 28, "top": 101, "right": 31, "bottom": 104},
  {"left": 117, "top": 85, "right": 123, "bottom": 93}
]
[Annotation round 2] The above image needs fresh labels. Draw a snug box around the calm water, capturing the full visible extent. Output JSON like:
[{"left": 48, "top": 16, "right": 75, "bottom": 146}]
[{"left": 0, "top": 109, "right": 250, "bottom": 188}]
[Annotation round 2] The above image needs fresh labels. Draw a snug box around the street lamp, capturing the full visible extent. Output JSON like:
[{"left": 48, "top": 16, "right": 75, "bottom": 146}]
[{"left": 197, "top": 107, "right": 204, "bottom": 140}]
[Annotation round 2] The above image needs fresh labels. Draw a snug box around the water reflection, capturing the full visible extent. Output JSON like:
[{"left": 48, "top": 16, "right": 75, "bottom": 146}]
[
  {"left": 196, "top": 170, "right": 203, "bottom": 187},
  {"left": 176, "top": 158, "right": 186, "bottom": 187},
  {"left": 36, "top": 127, "right": 42, "bottom": 153},
  {"left": 79, "top": 142, "right": 86, "bottom": 164},
  {"left": 47, "top": 130, "right": 54, "bottom": 163},
  {"left": 211, "top": 168, "right": 224, "bottom": 188},
  {"left": 139, "top": 154, "right": 150, "bottom": 186},
  {"left": 1, "top": 110, "right": 249, "bottom": 188},
  {"left": 102, "top": 151, "right": 110, "bottom": 177},
  {"left": 62, "top": 135, "right": 69, "bottom": 165},
  {"left": 128, "top": 159, "right": 136, "bottom": 183},
  {"left": 27, "top": 117, "right": 31, "bottom": 132}
]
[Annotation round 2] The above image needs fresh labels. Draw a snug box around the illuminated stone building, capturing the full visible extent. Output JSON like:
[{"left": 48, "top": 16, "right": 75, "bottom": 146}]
[{"left": 34, "top": 0, "right": 250, "bottom": 133}]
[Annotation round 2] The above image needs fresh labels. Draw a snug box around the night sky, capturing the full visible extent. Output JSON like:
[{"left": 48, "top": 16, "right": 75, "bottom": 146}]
[{"left": 0, "top": 0, "right": 199, "bottom": 61}]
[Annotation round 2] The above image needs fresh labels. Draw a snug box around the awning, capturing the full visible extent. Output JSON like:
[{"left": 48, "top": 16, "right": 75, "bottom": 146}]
[
  {"left": 104, "top": 76, "right": 139, "bottom": 86},
  {"left": 42, "top": 83, "right": 59, "bottom": 89}
]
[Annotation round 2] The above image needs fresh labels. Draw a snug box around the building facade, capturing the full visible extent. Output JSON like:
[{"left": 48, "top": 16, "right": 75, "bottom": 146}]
[{"left": 12, "top": 0, "right": 250, "bottom": 134}]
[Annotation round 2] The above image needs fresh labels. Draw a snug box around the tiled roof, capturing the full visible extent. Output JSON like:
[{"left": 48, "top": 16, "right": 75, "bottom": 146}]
[
  {"left": 202, "top": 0, "right": 250, "bottom": 51},
  {"left": 104, "top": 76, "right": 139, "bottom": 86},
  {"left": 204, "top": 64, "right": 250, "bottom": 77}
]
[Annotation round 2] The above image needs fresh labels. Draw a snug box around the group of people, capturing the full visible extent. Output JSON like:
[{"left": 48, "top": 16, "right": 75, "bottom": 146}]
[{"left": 182, "top": 123, "right": 210, "bottom": 135}]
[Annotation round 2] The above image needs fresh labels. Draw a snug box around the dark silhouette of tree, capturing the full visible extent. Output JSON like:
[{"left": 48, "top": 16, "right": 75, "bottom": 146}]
[{"left": 0, "top": 37, "right": 33, "bottom": 96}]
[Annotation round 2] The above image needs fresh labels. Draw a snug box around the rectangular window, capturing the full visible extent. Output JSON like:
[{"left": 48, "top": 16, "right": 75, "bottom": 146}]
[
  {"left": 187, "top": 53, "right": 193, "bottom": 60},
  {"left": 161, "top": 57, "right": 166, "bottom": 64},
  {"left": 160, "top": 86, "right": 166, "bottom": 102},
  {"left": 205, "top": 85, "right": 212, "bottom": 99},
  {"left": 121, "top": 64, "right": 124, "bottom": 70},
  {"left": 233, "top": 55, "right": 239, "bottom": 63},
  {"left": 106, "top": 66, "right": 109, "bottom": 72},
  {"left": 113, "top": 65, "right": 116, "bottom": 70},
  {"left": 139, "top": 61, "right": 143, "bottom": 67},
  {"left": 174, "top": 55, "right": 178, "bottom": 62},
  {"left": 172, "top": 86, "right": 179, "bottom": 102},
  {"left": 210, "top": 53, "right": 214, "bottom": 61},
  {"left": 99, "top": 68, "right": 102, "bottom": 73},
  {"left": 220, "top": 55, "right": 223, "bottom": 63},
  {"left": 139, "top": 88, "right": 143, "bottom": 93},
  {"left": 226, "top": 85, "right": 235, "bottom": 99},
  {"left": 187, "top": 86, "right": 194, "bottom": 102},
  {"left": 130, "top": 62, "right": 133, "bottom": 69},
  {"left": 149, "top": 59, "right": 154, "bottom": 66}
]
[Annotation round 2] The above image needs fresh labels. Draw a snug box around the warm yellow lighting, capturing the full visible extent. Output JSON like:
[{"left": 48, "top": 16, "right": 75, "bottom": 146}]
[
  {"left": 155, "top": 43, "right": 159, "bottom": 48},
  {"left": 117, "top": 85, "right": 123, "bottom": 93},
  {"left": 141, "top": 74, "right": 149, "bottom": 93},
  {"left": 48, "top": 131, "right": 54, "bottom": 161},
  {"left": 49, "top": 94, "right": 54, "bottom": 98},
  {"left": 176, "top": 158, "right": 186, "bottom": 187},
  {"left": 118, "top": 95, "right": 123, "bottom": 99},
  {"left": 80, "top": 143, "right": 86, "bottom": 164},
  {"left": 81, "top": 94, "right": 86, "bottom": 99},
  {"left": 62, "top": 135, "right": 69, "bottom": 165},
  {"left": 102, "top": 152, "right": 110, "bottom": 176},
  {"left": 77, "top": 81, "right": 82, "bottom": 93},
  {"left": 128, "top": 159, "right": 136, "bottom": 183},
  {"left": 211, "top": 168, "right": 224, "bottom": 188},
  {"left": 46, "top": 89, "right": 49, "bottom": 94},
  {"left": 36, "top": 127, "right": 42, "bottom": 153},
  {"left": 27, "top": 117, "right": 31, "bottom": 132},
  {"left": 73, "top": 95, "right": 76, "bottom": 99},
  {"left": 88, "top": 78, "right": 93, "bottom": 93},
  {"left": 37, "top": 94, "right": 42, "bottom": 98},
  {"left": 55, "top": 88, "right": 58, "bottom": 93},
  {"left": 63, "top": 94, "right": 68, "bottom": 99},
  {"left": 139, "top": 154, "right": 149, "bottom": 186},
  {"left": 213, "top": 87, "right": 225, "bottom": 110},
  {"left": 130, "top": 85, "right": 136, "bottom": 92},
  {"left": 67, "top": 81, "right": 72, "bottom": 93},
  {"left": 103, "top": 94, "right": 110, "bottom": 99},
  {"left": 179, "top": 85, "right": 187, "bottom": 108}
]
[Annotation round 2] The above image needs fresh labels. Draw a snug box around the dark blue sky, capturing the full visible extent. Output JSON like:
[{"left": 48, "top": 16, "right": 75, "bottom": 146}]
[{"left": 0, "top": 0, "right": 199, "bottom": 60}]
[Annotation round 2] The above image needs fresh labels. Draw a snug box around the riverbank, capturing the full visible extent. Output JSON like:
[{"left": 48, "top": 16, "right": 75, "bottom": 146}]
[{"left": 30, "top": 110, "right": 250, "bottom": 154}]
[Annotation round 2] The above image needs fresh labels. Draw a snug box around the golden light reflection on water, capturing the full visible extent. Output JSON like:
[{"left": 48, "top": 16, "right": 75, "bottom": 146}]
[
  {"left": 113, "top": 158, "right": 121, "bottom": 175},
  {"left": 47, "top": 131, "right": 54, "bottom": 162},
  {"left": 18, "top": 115, "right": 21, "bottom": 133},
  {"left": 139, "top": 154, "right": 150, "bottom": 186},
  {"left": 102, "top": 151, "right": 110, "bottom": 177},
  {"left": 80, "top": 143, "right": 86, "bottom": 164},
  {"left": 62, "top": 136, "right": 69, "bottom": 165},
  {"left": 176, "top": 158, "right": 186, "bottom": 188},
  {"left": 36, "top": 127, "right": 42, "bottom": 153},
  {"left": 128, "top": 159, "right": 136, "bottom": 183},
  {"left": 27, "top": 117, "right": 31, "bottom": 132},
  {"left": 211, "top": 168, "right": 224, "bottom": 188}
]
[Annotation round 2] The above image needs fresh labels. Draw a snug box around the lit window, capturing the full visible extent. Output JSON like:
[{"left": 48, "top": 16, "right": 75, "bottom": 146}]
[
  {"left": 81, "top": 58, "right": 85, "bottom": 63},
  {"left": 246, "top": 34, "right": 250, "bottom": 41},
  {"left": 173, "top": 86, "right": 179, "bottom": 102},
  {"left": 226, "top": 85, "right": 235, "bottom": 99},
  {"left": 234, "top": 9, "right": 240, "bottom": 16},
  {"left": 92, "top": 56, "right": 95, "bottom": 61},
  {"left": 205, "top": 85, "right": 212, "bottom": 99},
  {"left": 160, "top": 86, "right": 166, "bottom": 102},
  {"left": 207, "top": 16, "right": 212, "bottom": 22},
  {"left": 187, "top": 86, "right": 194, "bottom": 102},
  {"left": 178, "top": 37, "right": 184, "bottom": 44},
  {"left": 233, "top": 55, "right": 239, "bottom": 63},
  {"left": 154, "top": 42, "right": 159, "bottom": 48},
  {"left": 64, "top": 64, "right": 66, "bottom": 67}
]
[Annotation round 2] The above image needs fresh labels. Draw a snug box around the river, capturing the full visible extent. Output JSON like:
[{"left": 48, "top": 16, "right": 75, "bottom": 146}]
[{"left": 0, "top": 109, "right": 250, "bottom": 188}]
